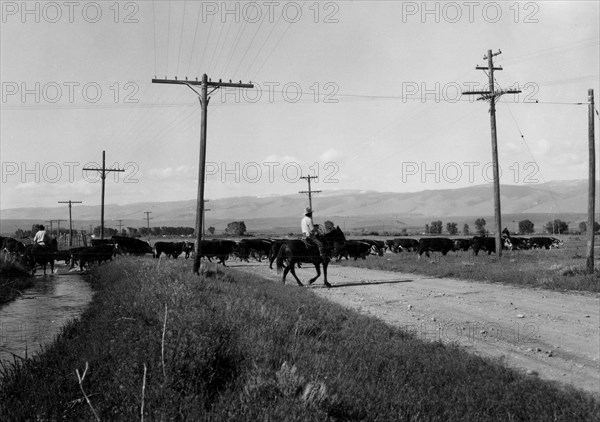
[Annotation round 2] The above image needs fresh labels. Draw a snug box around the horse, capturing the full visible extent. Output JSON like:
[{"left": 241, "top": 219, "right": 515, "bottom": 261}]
[
  {"left": 276, "top": 226, "right": 346, "bottom": 288},
  {"left": 25, "top": 238, "right": 58, "bottom": 276}
]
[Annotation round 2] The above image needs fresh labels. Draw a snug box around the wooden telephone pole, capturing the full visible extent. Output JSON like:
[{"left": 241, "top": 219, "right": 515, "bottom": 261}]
[
  {"left": 587, "top": 89, "right": 595, "bottom": 273},
  {"left": 299, "top": 175, "right": 321, "bottom": 212},
  {"left": 462, "top": 49, "right": 521, "bottom": 257},
  {"left": 83, "top": 151, "right": 125, "bottom": 239},
  {"left": 116, "top": 219, "right": 124, "bottom": 235},
  {"left": 58, "top": 200, "right": 82, "bottom": 247},
  {"left": 152, "top": 74, "right": 254, "bottom": 275},
  {"left": 144, "top": 211, "right": 153, "bottom": 241}
]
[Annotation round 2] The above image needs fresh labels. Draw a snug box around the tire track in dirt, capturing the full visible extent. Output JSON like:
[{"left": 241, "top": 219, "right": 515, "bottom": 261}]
[{"left": 228, "top": 261, "right": 600, "bottom": 396}]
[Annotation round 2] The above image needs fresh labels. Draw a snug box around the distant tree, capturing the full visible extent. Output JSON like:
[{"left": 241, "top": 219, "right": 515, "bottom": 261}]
[
  {"left": 208, "top": 226, "right": 215, "bottom": 235},
  {"left": 425, "top": 224, "right": 430, "bottom": 234},
  {"left": 429, "top": 220, "right": 442, "bottom": 235},
  {"left": 226, "top": 221, "right": 247, "bottom": 236},
  {"left": 401, "top": 228, "right": 408, "bottom": 236},
  {"left": 126, "top": 227, "right": 138, "bottom": 237},
  {"left": 545, "top": 219, "right": 568, "bottom": 235},
  {"left": 518, "top": 219, "right": 535, "bottom": 234},
  {"left": 578, "top": 221, "right": 600, "bottom": 234},
  {"left": 474, "top": 218, "right": 486, "bottom": 235},
  {"left": 462, "top": 224, "right": 470, "bottom": 235},
  {"left": 446, "top": 222, "right": 458, "bottom": 235}
]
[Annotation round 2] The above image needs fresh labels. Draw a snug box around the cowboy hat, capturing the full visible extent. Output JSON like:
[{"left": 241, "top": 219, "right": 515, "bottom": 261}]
[{"left": 304, "top": 207, "right": 313, "bottom": 215}]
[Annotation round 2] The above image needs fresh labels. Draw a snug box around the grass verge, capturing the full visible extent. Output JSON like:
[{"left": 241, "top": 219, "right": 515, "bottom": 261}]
[
  {"left": 1, "top": 257, "right": 598, "bottom": 421},
  {"left": 341, "top": 237, "right": 600, "bottom": 293}
]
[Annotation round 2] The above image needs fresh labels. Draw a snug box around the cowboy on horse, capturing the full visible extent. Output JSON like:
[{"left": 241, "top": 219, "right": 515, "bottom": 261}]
[
  {"left": 276, "top": 208, "right": 346, "bottom": 287},
  {"left": 301, "top": 207, "right": 329, "bottom": 264}
]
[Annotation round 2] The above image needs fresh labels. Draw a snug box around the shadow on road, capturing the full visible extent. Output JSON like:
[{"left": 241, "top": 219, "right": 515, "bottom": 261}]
[{"left": 310, "top": 278, "right": 414, "bottom": 288}]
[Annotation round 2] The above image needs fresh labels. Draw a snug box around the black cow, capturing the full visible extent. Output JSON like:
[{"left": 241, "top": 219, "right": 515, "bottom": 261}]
[
  {"left": 417, "top": 238, "right": 456, "bottom": 258},
  {"left": 70, "top": 244, "right": 116, "bottom": 271},
  {"left": 359, "top": 239, "right": 385, "bottom": 256},
  {"left": 154, "top": 241, "right": 189, "bottom": 259},
  {"left": 453, "top": 238, "right": 473, "bottom": 252},
  {"left": 197, "top": 240, "right": 237, "bottom": 265},
  {"left": 529, "top": 237, "right": 562, "bottom": 249},
  {"left": 2, "top": 237, "right": 26, "bottom": 255},
  {"left": 234, "top": 239, "right": 273, "bottom": 262},
  {"left": 471, "top": 236, "right": 496, "bottom": 256},
  {"left": 504, "top": 236, "right": 531, "bottom": 250},
  {"left": 111, "top": 236, "right": 153, "bottom": 256},
  {"left": 183, "top": 242, "right": 194, "bottom": 258},
  {"left": 386, "top": 238, "right": 419, "bottom": 253},
  {"left": 336, "top": 240, "right": 371, "bottom": 261}
]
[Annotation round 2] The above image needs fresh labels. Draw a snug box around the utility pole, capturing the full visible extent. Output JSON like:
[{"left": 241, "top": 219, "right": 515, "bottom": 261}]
[
  {"left": 83, "top": 151, "right": 125, "bottom": 239},
  {"left": 55, "top": 219, "right": 66, "bottom": 244},
  {"left": 46, "top": 220, "right": 54, "bottom": 236},
  {"left": 144, "top": 211, "right": 153, "bottom": 242},
  {"left": 58, "top": 200, "right": 82, "bottom": 247},
  {"left": 299, "top": 175, "right": 321, "bottom": 213},
  {"left": 587, "top": 89, "right": 596, "bottom": 273},
  {"left": 203, "top": 200, "right": 210, "bottom": 238},
  {"left": 116, "top": 219, "right": 124, "bottom": 235},
  {"left": 152, "top": 74, "right": 254, "bottom": 275},
  {"left": 462, "top": 49, "right": 521, "bottom": 258}
]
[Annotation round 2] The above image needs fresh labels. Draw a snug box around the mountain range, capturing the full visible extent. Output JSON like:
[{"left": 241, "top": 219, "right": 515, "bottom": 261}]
[{"left": 1, "top": 180, "right": 595, "bottom": 235}]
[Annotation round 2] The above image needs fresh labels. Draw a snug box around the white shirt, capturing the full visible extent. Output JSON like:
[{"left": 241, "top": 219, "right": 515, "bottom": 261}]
[
  {"left": 33, "top": 230, "right": 49, "bottom": 245},
  {"left": 301, "top": 215, "right": 314, "bottom": 237}
]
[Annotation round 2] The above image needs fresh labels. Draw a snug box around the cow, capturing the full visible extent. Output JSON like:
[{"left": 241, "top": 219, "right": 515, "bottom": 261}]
[
  {"left": 111, "top": 236, "right": 153, "bottom": 256},
  {"left": 417, "top": 238, "right": 456, "bottom": 258},
  {"left": 2, "top": 237, "right": 26, "bottom": 255},
  {"left": 70, "top": 244, "right": 117, "bottom": 271},
  {"left": 197, "top": 239, "right": 237, "bottom": 265},
  {"left": 471, "top": 236, "right": 496, "bottom": 256},
  {"left": 154, "top": 241, "right": 189, "bottom": 259},
  {"left": 234, "top": 239, "right": 273, "bottom": 262},
  {"left": 335, "top": 240, "right": 371, "bottom": 261},
  {"left": 386, "top": 238, "right": 420, "bottom": 253},
  {"left": 453, "top": 238, "right": 473, "bottom": 252},
  {"left": 183, "top": 242, "right": 194, "bottom": 258},
  {"left": 529, "top": 237, "right": 563, "bottom": 249},
  {"left": 503, "top": 236, "right": 531, "bottom": 250},
  {"left": 359, "top": 239, "right": 385, "bottom": 256}
]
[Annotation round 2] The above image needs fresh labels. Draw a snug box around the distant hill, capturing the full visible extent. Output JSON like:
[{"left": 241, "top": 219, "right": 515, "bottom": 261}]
[{"left": 1, "top": 180, "right": 595, "bottom": 235}]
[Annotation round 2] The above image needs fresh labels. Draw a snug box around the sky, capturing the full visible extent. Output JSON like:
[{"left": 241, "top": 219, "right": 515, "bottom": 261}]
[{"left": 1, "top": 0, "right": 599, "bottom": 210}]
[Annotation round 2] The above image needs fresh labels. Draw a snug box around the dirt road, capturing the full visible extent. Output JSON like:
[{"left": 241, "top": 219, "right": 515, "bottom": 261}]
[{"left": 228, "top": 261, "right": 600, "bottom": 396}]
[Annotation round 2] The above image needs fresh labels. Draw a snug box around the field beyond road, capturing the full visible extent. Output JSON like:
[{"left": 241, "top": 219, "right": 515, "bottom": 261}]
[{"left": 2, "top": 258, "right": 598, "bottom": 421}]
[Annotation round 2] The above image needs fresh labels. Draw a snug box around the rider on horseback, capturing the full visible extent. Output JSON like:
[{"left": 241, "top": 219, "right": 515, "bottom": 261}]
[
  {"left": 32, "top": 224, "right": 51, "bottom": 250},
  {"left": 301, "top": 207, "right": 329, "bottom": 263}
]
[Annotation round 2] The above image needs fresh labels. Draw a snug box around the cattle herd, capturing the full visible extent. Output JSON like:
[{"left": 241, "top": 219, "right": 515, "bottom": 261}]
[{"left": 1, "top": 228, "right": 565, "bottom": 276}]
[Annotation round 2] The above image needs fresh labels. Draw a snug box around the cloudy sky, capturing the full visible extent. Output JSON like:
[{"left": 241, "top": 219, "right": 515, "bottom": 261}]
[{"left": 1, "top": 0, "right": 599, "bottom": 209}]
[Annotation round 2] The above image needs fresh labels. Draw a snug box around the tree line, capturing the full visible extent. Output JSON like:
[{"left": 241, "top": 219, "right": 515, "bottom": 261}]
[{"left": 424, "top": 219, "right": 599, "bottom": 236}]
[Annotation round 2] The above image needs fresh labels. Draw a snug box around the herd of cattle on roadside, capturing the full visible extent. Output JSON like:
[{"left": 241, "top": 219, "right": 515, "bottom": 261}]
[{"left": 0, "top": 230, "right": 564, "bottom": 276}]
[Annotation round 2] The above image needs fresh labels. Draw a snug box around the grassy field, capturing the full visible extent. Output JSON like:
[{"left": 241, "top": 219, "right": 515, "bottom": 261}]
[
  {"left": 339, "top": 235, "right": 600, "bottom": 293},
  {"left": 0, "top": 257, "right": 598, "bottom": 421}
]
